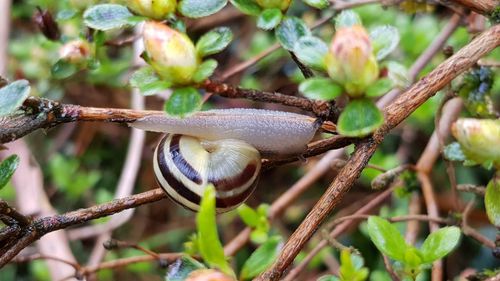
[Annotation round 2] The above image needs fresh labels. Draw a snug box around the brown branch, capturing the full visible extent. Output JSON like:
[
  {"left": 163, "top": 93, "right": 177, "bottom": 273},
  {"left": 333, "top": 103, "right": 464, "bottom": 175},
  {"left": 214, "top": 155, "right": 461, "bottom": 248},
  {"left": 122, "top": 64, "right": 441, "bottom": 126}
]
[
  {"left": 289, "top": 52, "right": 314, "bottom": 79},
  {"left": 0, "top": 200, "right": 31, "bottom": 226},
  {"left": 256, "top": 24, "right": 500, "bottom": 281},
  {"left": 450, "top": 0, "right": 498, "bottom": 15}
]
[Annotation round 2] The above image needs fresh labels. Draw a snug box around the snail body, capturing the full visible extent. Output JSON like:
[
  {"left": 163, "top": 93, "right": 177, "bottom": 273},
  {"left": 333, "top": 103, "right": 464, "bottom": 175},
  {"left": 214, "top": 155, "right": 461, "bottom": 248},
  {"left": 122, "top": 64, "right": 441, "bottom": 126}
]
[{"left": 130, "top": 108, "right": 320, "bottom": 212}]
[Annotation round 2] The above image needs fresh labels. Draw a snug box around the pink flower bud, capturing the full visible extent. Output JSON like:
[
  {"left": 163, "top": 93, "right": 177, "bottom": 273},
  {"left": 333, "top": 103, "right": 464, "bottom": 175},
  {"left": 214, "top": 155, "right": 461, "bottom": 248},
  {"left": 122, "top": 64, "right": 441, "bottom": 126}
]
[
  {"left": 59, "top": 40, "right": 90, "bottom": 64},
  {"left": 128, "top": 0, "right": 176, "bottom": 19},
  {"left": 255, "top": 0, "right": 291, "bottom": 10},
  {"left": 143, "top": 21, "right": 199, "bottom": 85},
  {"left": 326, "top": 25, "right": 379, "bottom": 97},
  {"left": 186, "top": 269, "right": 236, "bottom": 281}
]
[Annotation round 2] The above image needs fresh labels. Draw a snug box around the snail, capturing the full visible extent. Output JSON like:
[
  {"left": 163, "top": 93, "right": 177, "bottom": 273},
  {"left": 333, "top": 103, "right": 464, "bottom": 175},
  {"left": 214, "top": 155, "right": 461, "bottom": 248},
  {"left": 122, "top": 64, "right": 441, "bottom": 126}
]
[{"left": 129, "top": 108, "right": 321, "bottom": 213}]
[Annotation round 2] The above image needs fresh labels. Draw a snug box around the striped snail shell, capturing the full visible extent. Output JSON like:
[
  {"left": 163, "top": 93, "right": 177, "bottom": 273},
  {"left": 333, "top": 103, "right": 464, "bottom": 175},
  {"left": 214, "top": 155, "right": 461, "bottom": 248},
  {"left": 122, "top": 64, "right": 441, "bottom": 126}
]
[
  {"left": 130, "top": 108, "right": 320, "bottom": 213},
  {"left": 154, "top": 134, "right": 261, "bottom": 213}
]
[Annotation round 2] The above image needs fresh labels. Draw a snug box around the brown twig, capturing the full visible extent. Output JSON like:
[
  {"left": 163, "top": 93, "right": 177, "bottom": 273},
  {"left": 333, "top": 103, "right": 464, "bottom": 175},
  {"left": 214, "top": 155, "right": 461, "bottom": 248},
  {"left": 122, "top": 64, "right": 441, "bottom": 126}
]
[
  {"left": 461, "top": 200, "right": 496, "bottom": 249},
  {"left": 257, "top": 24, "right": 500, "bottom": 281},
  {"left": 383, "top": 255, "right": 401, "bottom": 281},
  {"left": 0, "top": 200, "right": 31, "bottom": 226},
  {"left": 450, "top": 0, "right": 498, "bottom": 15},
  {"left": 289, "top": 52, "right": 314, "bottom": 79}
]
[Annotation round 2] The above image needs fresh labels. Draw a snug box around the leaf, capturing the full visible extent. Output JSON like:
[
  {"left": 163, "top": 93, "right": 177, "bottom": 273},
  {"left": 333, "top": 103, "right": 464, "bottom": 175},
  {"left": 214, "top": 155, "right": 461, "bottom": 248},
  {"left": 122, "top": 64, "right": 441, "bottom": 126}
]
[
  {"left": 166, "top": 256, "right": 206, "bottom": 281},
  {"left": 240, "top": 236, "right": 282, "bottom": 280},
  {"left": 0, "top": 155, "right": 20, "bottom": 190},
  {"left": 237, "top": 204, "right": 260, "bottom": 227},
  {"left": 302, "top": 0, "right": 329, "bottom": 9},
  {"left": 83, "top": 4, "right": 135, "bottom": 31},
  {"left": 485, "top": 176, "right": 500, "bottom": 227},
  {"left": 130, "top": 66, "right": 171, "bottom": 96},
  {"left": 366, "top": 216, "right": 408, "bottom": 261},
  {"left": 293, "top": 36, "right": 328, "bottom": 70},
  {"left": 51, "top": 59, "right": 78, "bottom": 80},
  {"left": 335, "top": 10, "right": 361, "bottom": 29},
  {"left": 178, "top": 0, "right": 228, "bottom": 18},
  {"left": 164, "top": 87, "right": 202, "bottom": 117},
  {"left": 196, "top": 185, "right": 234, "bottom": 276},
  {"left": 337, "top": 99, "right": 384, "bottom": 137},
  {"left": 193, "top": 59, "right": 218, "bottom": 83},
  {"left": 275, "top": 17, "right": 311, "bottom": 51},
  {"left": 317, "top": 276, "right": 340, "bottom": 281},
  {"left": 370, "top": 26, "right": 400, "bottom": 60},
  {"left": 419, "top": 226, "right": 461, "bottom": 263},
  {"left": 229, "top": 0, "right": 262, "bottom": 16},
  {"left": 196, "top": 27, "right": 233, "bottom": 57},
  {"left": 0, "top": 80, "right": 31, "bottom": 117},
  {"left": 386, "top": 61, "right": 409, "bottom": 88},
  {"left": 443, "top": 142, "right": 467, "bottom": 162},
  {"left": 299, "top": 78, "right": 342, "bottom": 101},
  {"left": 257, "top": 8, "right": 282, "bottom": 30},
  {"left": 366, "top": 78, "right": 393, "bottom": 98}
]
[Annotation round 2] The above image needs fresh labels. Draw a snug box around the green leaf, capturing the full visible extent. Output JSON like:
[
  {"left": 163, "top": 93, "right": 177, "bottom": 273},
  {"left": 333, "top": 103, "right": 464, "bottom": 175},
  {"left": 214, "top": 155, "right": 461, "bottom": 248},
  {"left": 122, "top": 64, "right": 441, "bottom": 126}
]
[
  {"left": 51, "top": 59, "right": 78, "bottom": 80},
  {"left": 386, "top": 61, "right": 409, "bottom": 88},
  {"left": 485, "top": 176, "right": 500, "bottom": 227},
  {"left": 339, "top": 250, "right": 369, "bottom": 281},
  {"left": 370, "top": 26, "right": 400, "bottom": 61},
  {"left": 193, "top": 60, "right": 218, "bottom": 83},
  {"left": 366, "top": 216, "right": 408, "bottom": 261},
  {"left": 178, "top": 0, "right": 228, "bottom": 18},
  {"left": 0, "top": 80, "right": 30, "bottom": 117},
  {"left": 57, "top": 9, "right": 78, "bottom": 21},
  {"left": 335, "top": 10, "right": 361, "bottom": 29},
  {"left": 229, "top": 0, "right": 262, "bottom": 15},
  {"left": 196, "top": 185, "right": 234, "bottom": 276},
  {"left": 130, "top": 66, "right": 171, "bottom": 96},
  {"left": 317, "top": 276, "right": 340, "bottom": 281},
  {"left": 0, "top": 155, "right": 20, "bottom": 190},
  {"left": 196, "top": 27, "right": 233, "bottom": 57},
  {"left": 366, "top": 78, "right": 393, "bottom": 97},
  {"left": 443, "top": 142, "right": 467, "bottom": 162},
  {"left": 302, "top": 0, "right": 329, "bottom": 9},
  {"left": 240, "top": 236, "right": 282, "bottom": 280},
  {"left": 165, "top": 87, "right": 202, "bottom": 117},
  {"left": 275, "top": 17, "right": 311, "bottom": 51},
  {"left": 257, "top": 9, "right": 282, "bottom": 30},
  {"left": 293, "top": 36, "right": 328, "bottom": 70},
  {"left": 338, "top": 99, "right": 384, "bottom": 137},
  {"left": 166, "top": 256, "right": 206, "bottom": 281},
  {"left": 299, "top": 78, "right": 342, "bottom": 101},
  {"left": 83, "top": 4, "right": 135, "bottom": 31},
  {"left": 419, "top": 226, "right": 461, "bottom": 263},
  {"left": 237, "top": 204, "right": 260, "bottom": 227}
]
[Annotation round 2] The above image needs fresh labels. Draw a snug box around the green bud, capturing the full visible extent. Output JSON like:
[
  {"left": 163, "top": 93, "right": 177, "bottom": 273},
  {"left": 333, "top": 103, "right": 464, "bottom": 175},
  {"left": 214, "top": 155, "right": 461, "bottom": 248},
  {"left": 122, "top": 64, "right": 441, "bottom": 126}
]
[
  {"left": 452, "top": 118, "right": 500, "bottom": 168},
  {"left": 326, "top": 25, "right": 379, "bottom": 98},
  {"left": 143, "top": 21, "right": 199, "bottom": 85},
  {"left": 127, "top": 0, "right": 176, "bottom": 19},
  {"left": 255, "top": 0, "right": 291, "bottom": 10}
]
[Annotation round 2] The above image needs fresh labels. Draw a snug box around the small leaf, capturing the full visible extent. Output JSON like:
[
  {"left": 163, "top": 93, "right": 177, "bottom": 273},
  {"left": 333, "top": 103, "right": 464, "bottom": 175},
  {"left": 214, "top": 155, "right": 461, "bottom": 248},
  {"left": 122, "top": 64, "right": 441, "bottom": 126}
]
[
  {"left": 443, "top": 142, "right": 466, "bottom": 162},
  {"left": 370, "top": 26, "right": 400, "bottom": 60},
  {"left": 419, "top": 226, "right": 461, "bottom": 263},
  {"left": 178, "top": 0, "right": 228, "bottom": 18},
  {"left": 485, "top": 176, "right": 500, "bottom": 227},
  {"left": 275, "top": 17, "right": 311, "bottom": 51},
  {"left": 166, "top": 256, "right": 207, "bottom": 281},
  {"left": 257, "top": 9, "right": 282, "bottom": 30},
  {"left": 237, "top": 204, "right": 260, "bottom": 227},
  {"left": 338, "top": 99, "right": 384, "bottom": 137},
  {"left": 196, "top": 185, "right": 234, "bottom": 276},
  {"left": 386, "top": 61, "right": 409, "bottom": 88},
  {"left": 0, "top": 80, "right": 30, "bottom": 117},
  {"left": 196, "top": 27, "right": 233, "bottom": 57},
  {"left": 240, "top": 236, "right": 282, "bottom": 280},
  {"left": 299, "top": 78, "right": 342, "bottom": 101},
  {"left": 0, "top": 155, "right": 20, "bottom": 190},
  {"left": 293, "top": 36, "right": 328, "bottom": 70},
  {"left": 366, "top": 216, "right": 408, "bottom": 261},
  {"left": 335, "top": 10, "right": 361, "bottom": 29},
  {"left": 51, "top": 59, "right": 79, "bottom": 80},
  {"left": 366, "top": 78, "right": 393, "bottom": 97},
  {"left": 302, "top": 0, "right": 329, "bottom": 9},
  {"left": 57, "top": 9, "right": 78, "bottom": 20},
  {"left": 317, "top": 276, "right": 340, "bottom": 281},
  {"left": 193, "top": 59, "right": 218, "bottom": 83},
  {"left": 229, "top": 0, "right": 262, "bottom": 15},
  {"left": 83, "top": 4, "right": 135, "bottom": 31},
  {"left": 165, "top": 87, "right": 202, "bottom": 117},
  {"left": 130, "top": 66, "right": 171, "bottom": 96}
]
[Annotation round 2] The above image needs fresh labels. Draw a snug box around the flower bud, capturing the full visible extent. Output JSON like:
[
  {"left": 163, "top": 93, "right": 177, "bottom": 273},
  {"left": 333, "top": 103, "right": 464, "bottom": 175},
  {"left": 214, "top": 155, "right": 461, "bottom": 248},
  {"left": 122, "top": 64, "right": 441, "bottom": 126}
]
[
  {"left": 186, "top": 269, "right": 236, "bottom": 281},
  {"left": 255, "top": 0, "right": 291, "bottom": 10},
  {"left": 451, "top": 118, "right": 500, "bottom": 167},
  {"left": 59, "top": 40, "right": 90, "bottom": 64},
  {"left": 32, "top": 7, "right": 60, "bottom": 41},
  {"left": 143, "top": 21, "right": 199, "bottom": 85},
  {"left": 127, "top": 0, "right": 176, "bottom": 19},
  {"left": 326, "top": 25, "right": 379, "bottom": 97}
]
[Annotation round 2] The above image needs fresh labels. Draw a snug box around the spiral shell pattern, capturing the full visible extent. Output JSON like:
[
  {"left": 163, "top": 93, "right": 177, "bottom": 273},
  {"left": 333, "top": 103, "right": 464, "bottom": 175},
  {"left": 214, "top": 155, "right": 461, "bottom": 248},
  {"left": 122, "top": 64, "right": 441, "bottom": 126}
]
[{"left": 154, "top": 134, "right": 261, "bottom": 213}]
